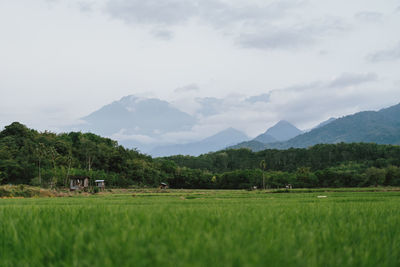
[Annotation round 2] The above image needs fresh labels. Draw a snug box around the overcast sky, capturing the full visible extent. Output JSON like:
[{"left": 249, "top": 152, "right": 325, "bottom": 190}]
[{"left": 1, "top": 0, "right": 400, "bottom": 138}]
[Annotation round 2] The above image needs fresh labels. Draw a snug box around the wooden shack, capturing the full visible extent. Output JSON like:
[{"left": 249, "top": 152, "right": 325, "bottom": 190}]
[
  {"left": 95, "top": 180, "right": 105, "bottom": 191},
  {"left": 69, "top": 176, "right": 89, "bottom": 191},
  {"left": 159, "top": 182, "right": 168, "bottom": 189}
]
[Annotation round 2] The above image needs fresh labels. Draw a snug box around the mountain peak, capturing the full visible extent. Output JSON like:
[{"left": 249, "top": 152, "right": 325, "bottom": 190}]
[
  {"left": 264, "top": 120, "right": 302, "bottom": 141},
  {"left": 78, "top": 95, "right": 196, "bottom": 137}
]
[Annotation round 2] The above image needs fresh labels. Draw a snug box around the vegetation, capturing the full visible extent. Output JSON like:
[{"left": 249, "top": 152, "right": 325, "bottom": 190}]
[
  {"left": 2, "top": 122, "right": 400, "bottom": 189},
  {"left": 0, "top": 122, "right": 164, "bottom": 187},
  {"left": 0, "top": 185, "right": 58, "bottom": 198},
  {"left": 165, "top": 143, "right": 400, "bottom": 188},
  {"left": 0, "top": 190, "right": 399, "bottom": 266}
]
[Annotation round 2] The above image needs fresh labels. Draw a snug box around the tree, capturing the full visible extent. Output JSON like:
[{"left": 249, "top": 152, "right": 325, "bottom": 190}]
[
  {"left": 260, "top": 160, "right": 266, "bottom": 190},
  {"left": 364, "top": 167, "right": 386, "bottom": 187}
]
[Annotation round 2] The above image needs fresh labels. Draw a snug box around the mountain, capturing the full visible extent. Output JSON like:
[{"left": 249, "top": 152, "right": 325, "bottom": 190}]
[
  {"left": 270, "top": 103, "right": 400, "bottom": 149},
  {"left": 253, "top": 133, "right": 277, "bottom": 144},
  {"left": 232, "top": 103, "right": 400, "bottom": 151},
  {"left": 313, "top": 117, "right": 336, "bottom": 129},
  {"left": 78, "top": 95, "right": 196, "bottom": 137},
  {"left": 150, "top": 128, "right": 249, "bottom": 157},
  {"left": 228, "top": 140, "right": 267, "bottom": 151},
  {"left": 259, "top": 120, "right": 303, "bottom": 142},
  {"left": 227, "top": 120, "right": 302, "bottom": 150}
]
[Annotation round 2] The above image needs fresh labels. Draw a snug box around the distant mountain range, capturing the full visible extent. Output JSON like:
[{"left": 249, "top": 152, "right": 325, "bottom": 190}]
[
  {"left": 150, "top": 128, "right": 249, "bottom": 157},
  {"left": 230, "top": 120, "right": 303, "bottom": 151},
  {"left": 232, "top": 103, "right": 400, "bottom": 151},
  {"left": 68, "top": 94, "right": 400, "bottom": 156}
]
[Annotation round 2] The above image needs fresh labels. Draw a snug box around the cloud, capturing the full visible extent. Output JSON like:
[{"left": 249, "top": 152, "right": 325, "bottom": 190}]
[
  {"left": 328, "top": 73, "right": 378, "bottom": 88},
  {"left": 110, "top": 129, "right": 157, "bottom": 144},
  {"left": 237, "top": 17, "right": 348, "bottom": 50},
  {"left": 367, "top": 42, "right": 400, "bottom": 62},
  {"left": 174, "top": 83, "right": 200, "bottom": 93},
  {"left": 105, "top": 0, "right": 198, "bottom": 26},
  {"left": 78, "top": 1, "right": 94, "bottom": 13},
  {"left": 354, "top": 11, "right": 383, "bottom": 22},
  {"left": 103, "top": 0, "right": 344, "bottom": 50},
  {"left": 194, "top": 97, "right": 224, "bottom": 116},
  {"left": 238, "top": 29, "right": 313, "bottom": 50},
  {"left": 104, "top": 0, "right": 300, "bottom": 28},
  {"left": 151, "top": 28, "right": 174, "bottom": 40},
  {"left": 245, "top": 93, "right": 271, "bottom": 104},
  {"left": 169, "top": 72, "right": 382, "bottom": 137}
]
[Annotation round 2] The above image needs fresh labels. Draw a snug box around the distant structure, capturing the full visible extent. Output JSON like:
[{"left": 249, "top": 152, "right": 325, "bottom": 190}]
[
  {"left": 159, "top": 182, "right": 168, "bottom": 190},
  {"left": 69, "top": 176, "right": 89, "bottom": 191},
  {"left": 95, "top": 180, "right": 105, "bottom": 191}
]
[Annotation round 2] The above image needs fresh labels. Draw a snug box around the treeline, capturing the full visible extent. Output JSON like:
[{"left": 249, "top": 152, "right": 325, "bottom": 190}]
[
  {"left": 1, "top": 122, "right": 400, "bottom": 189},
  {"left": 0, "top": 122, "right": 169, "bottom": 187},
  {"left": 162, "top": 143, "right": 400, "bottom": 188}
]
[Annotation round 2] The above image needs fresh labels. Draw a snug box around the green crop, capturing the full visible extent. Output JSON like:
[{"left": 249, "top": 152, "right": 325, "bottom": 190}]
[{"left": 1, "top": 190, "right": 399, "bottom": 267}]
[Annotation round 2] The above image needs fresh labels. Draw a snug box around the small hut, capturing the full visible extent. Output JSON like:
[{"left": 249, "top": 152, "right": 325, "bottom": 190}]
[
  {"left": 159, "top": 182, "right": 168, "bottom": 189},
  {"left": 95, "top": 180, "right": 105, "bottom": 191},
  {"left": 69, "top": 176, "right": 89, "bottom": 191}
]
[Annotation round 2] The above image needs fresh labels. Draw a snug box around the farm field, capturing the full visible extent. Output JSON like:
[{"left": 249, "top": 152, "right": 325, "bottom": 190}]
[{"left": 1, "top": 190, "right": 400, "bottom": 267}]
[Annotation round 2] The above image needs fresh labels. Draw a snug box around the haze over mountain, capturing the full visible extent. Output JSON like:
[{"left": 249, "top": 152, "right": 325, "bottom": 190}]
[
  {"left": 66, "top": 94, "right": 400, "bottom": 156},
  {"left": 232, "top": 103, "right": 400, "bottom": 151},
  {"left": 230, "top": 120, "right": 302, "bottom": 151},
  {"left": 151, "top": 128, "right": 249, "bottom": 157},
  {"left": 77, "top": 95, "right": 196, "bottom": 137},
  {"left": 254, "top": 120, "right": 302, "bottom": 143}
]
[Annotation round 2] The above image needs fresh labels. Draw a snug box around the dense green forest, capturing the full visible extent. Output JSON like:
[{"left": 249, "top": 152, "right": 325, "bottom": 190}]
[{"left": 1, "top": 122, "right": 400, "bottom": 189}]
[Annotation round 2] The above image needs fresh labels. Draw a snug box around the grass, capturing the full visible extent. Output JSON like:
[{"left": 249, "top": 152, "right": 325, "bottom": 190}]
[
  {"left": 0, "top": 185, "right": 59, "bottom": 198},
  {"left": 0, "top": 190, "right": 399, "bottom": 266}
]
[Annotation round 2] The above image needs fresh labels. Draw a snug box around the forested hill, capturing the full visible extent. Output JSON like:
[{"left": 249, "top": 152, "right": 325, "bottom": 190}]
[
  {"left": 0, "top": 122, "right": 159, "bottom": 186},
  {"left": 232, "top": 103, "right": 400, "bottom": 151},
  {"left": 273, "top": 103, "right": 400, "bottom": 149}
]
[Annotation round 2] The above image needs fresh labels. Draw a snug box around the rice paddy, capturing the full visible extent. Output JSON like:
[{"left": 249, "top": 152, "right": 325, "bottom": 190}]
[{"left": 1, "top": 189, "right": 399, "bottom": 267}]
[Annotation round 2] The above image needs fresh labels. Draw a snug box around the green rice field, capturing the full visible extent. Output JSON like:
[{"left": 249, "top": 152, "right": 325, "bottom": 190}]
[{"left": 1, "top": 189, "right": 400, "bottom": 267}]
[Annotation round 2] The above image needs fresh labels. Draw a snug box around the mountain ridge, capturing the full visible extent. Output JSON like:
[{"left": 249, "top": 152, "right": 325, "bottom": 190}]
[
  {"left": 231, "top": 103, "right": 400, "bottom": 151},
  {"left": 151, "top": 128, "right": 249, "bottom": 157}
]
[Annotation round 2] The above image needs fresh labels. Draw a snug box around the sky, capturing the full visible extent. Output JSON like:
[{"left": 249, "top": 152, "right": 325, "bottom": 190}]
[{"left": 1, "top": 0, "right": 400, "bottom": 140}]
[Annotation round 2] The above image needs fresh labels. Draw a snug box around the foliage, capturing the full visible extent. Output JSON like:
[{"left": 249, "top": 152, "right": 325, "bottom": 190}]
[{"left": 2, "top": 122, "right": 400, "bottom": 189}]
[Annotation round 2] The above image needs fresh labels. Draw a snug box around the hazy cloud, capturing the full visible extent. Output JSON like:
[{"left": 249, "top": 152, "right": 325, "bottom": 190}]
[
  {"left": 104, "top": 0, "right": 301, "bottom": 27},
  {"left": 103, "top": 0, "right": 330, "bottom": 49},
  {"left": 245, "top": 93, "right": 271, "bottom": 104},
  {"left": 78, "top": 1, "right": 94, "bottom": 12},
  {"left": 174, "top": 83, "right": 200, "bottom": 93},
  {"left": 106, "top": 0, "right": 197, "bottom": 26},
  {"left": 367, "top": 42, "right": 400, "bottom": 62},
  {"left": 328, "top": 73, "right": 378, "bottom": 88},
  {"left": 354, "top": 11, "right": 383, "bottom": 22},
  {"left": 237, "top": 17, "right": 347, "bottom": 50},
  {"left": 194, "top": 97, "right": 224, "bottom": 117},
  {"left": 238, "top": 29, "right": 313, "bottom": 50},
  {"left": 151, "top": 28, "right": 174, "bottom": 40}
]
